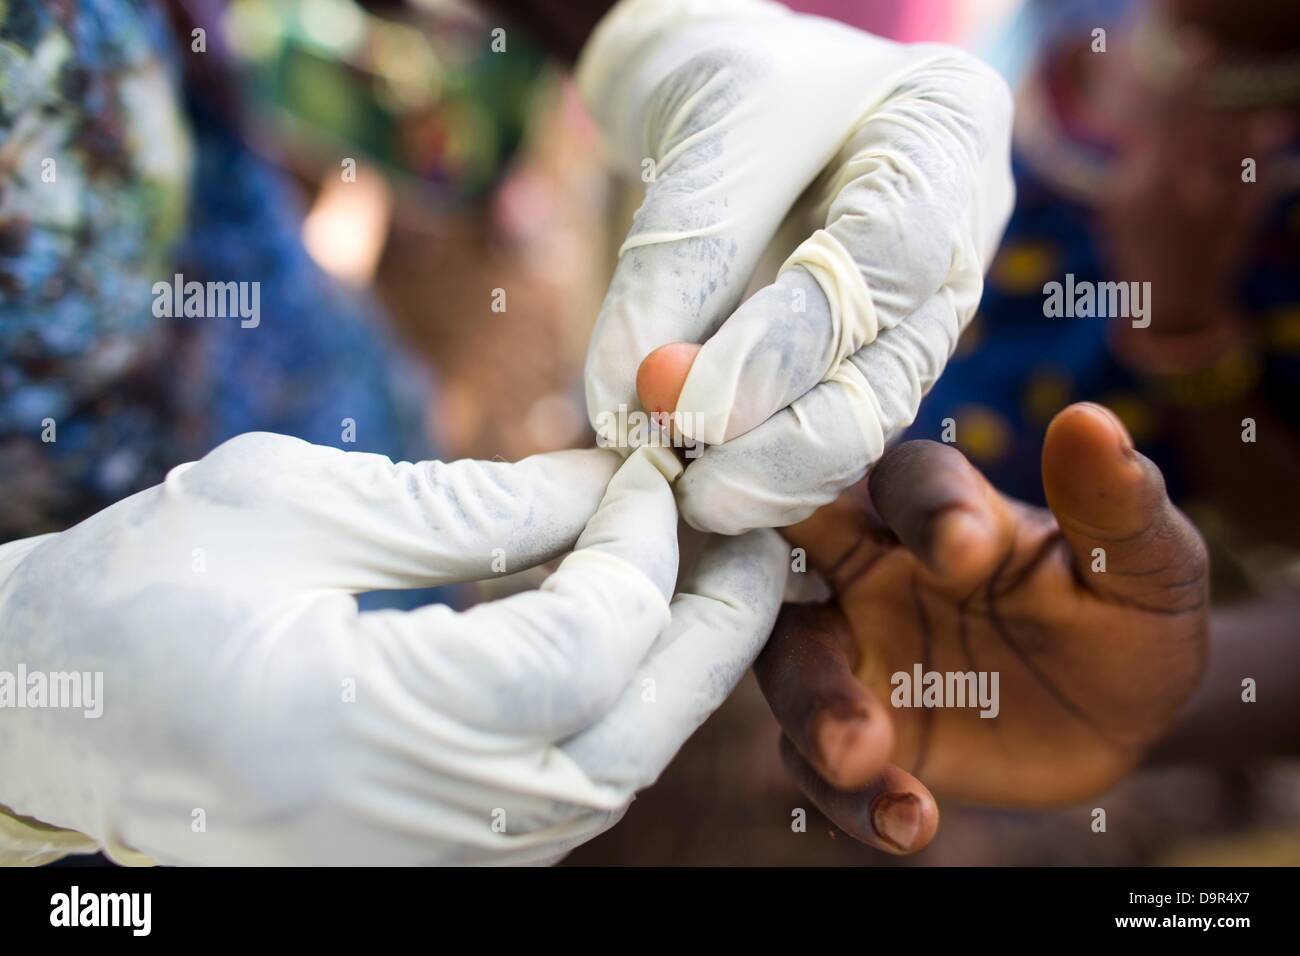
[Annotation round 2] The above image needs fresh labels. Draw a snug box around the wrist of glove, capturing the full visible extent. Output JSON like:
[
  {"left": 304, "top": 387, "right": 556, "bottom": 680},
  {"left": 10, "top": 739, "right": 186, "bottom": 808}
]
[{"left": 579, "top": 0, "right": 1015, "bottom": 534}]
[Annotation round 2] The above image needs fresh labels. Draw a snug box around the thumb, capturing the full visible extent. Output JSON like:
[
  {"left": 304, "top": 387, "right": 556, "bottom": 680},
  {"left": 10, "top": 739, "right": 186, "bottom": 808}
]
[{"left": 1041, "top": 403, "right": 1208, "bottom": 612}]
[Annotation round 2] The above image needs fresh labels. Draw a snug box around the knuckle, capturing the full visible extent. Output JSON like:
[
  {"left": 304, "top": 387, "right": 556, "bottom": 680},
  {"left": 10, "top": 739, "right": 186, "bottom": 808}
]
[
  {"left": 182, "top": 432, "right": 315, "bottom": 504},
  {"left": 650, "top": 45, "right": 773, "bottom": 135},
  {"left": 679, "top": 474, "right": 753, "bottom": 536},
  {"left": 205, "top": 431, "right": 307, "bottom": 467}
]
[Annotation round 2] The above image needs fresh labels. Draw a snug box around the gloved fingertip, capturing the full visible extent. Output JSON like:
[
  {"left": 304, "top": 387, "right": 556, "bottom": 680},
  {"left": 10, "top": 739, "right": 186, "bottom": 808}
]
[
  {"left": 678, "top": 487, "right": 758, "bottom": 536},
  {"left": 634, "top": 444, "right": 685, "bottom": 482}
]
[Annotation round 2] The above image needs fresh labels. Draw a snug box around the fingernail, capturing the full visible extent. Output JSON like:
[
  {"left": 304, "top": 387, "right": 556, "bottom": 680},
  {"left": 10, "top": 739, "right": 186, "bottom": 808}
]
[{"left": 871, "top": 793, "right": 921, "bottom": 852}]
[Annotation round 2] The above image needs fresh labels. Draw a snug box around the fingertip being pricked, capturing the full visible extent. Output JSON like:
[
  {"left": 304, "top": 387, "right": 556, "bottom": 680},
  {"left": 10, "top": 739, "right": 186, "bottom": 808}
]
[{"left": 636, "top": 342, "right": 701, "bottom": 417}]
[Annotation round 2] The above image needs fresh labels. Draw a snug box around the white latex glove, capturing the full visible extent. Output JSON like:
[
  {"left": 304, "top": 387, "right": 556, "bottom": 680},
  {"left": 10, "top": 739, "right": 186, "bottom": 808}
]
[
  {"left": 580, "top": 0, "right": 1015, "bottom": 534},
  {"left": 0, "top": 434, "right": 787, "bottom": 865}
]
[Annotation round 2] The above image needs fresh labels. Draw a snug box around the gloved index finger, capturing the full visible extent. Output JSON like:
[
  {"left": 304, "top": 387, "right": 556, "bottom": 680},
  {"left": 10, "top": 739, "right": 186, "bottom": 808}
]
[{"left": 186, "top": 436, "right": 626, "bottom": 595}]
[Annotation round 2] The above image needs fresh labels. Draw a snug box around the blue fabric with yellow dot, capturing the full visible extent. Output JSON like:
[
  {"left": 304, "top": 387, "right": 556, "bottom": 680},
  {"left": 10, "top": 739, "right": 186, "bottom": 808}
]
[{"left": 907, "top": 152, "right": 1300, "bottom": 507}]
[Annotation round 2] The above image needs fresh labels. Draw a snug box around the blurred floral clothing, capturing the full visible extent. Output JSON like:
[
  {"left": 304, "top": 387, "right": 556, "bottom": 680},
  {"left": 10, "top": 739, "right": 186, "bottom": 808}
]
[{"left": 0, "top": 0, "right": 434, "bottom": 541}]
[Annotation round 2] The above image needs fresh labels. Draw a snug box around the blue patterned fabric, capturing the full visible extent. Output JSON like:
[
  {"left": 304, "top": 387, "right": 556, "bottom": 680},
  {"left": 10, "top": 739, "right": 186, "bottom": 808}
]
[
  {"left": 907, "top": 153, "right": 1300, "bottom": 508},
  {"left": 1, "top": 1, "right": 437, "bottom": 546}
]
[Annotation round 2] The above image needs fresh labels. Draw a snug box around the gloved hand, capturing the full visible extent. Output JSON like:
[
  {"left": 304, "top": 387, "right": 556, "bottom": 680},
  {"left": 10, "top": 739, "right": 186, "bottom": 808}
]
[
  {"left": 0, "top": 434, "right": 787, "bottom": 865},
  {"left": 579, "top": 0, "right": 1016, "bottom": 534}
]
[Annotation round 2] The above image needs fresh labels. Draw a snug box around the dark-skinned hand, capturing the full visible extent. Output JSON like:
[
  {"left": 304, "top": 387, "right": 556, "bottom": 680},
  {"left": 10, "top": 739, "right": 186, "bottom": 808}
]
[{"left": 751, "top": 403, "right": 1209, "bottom": 854}]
